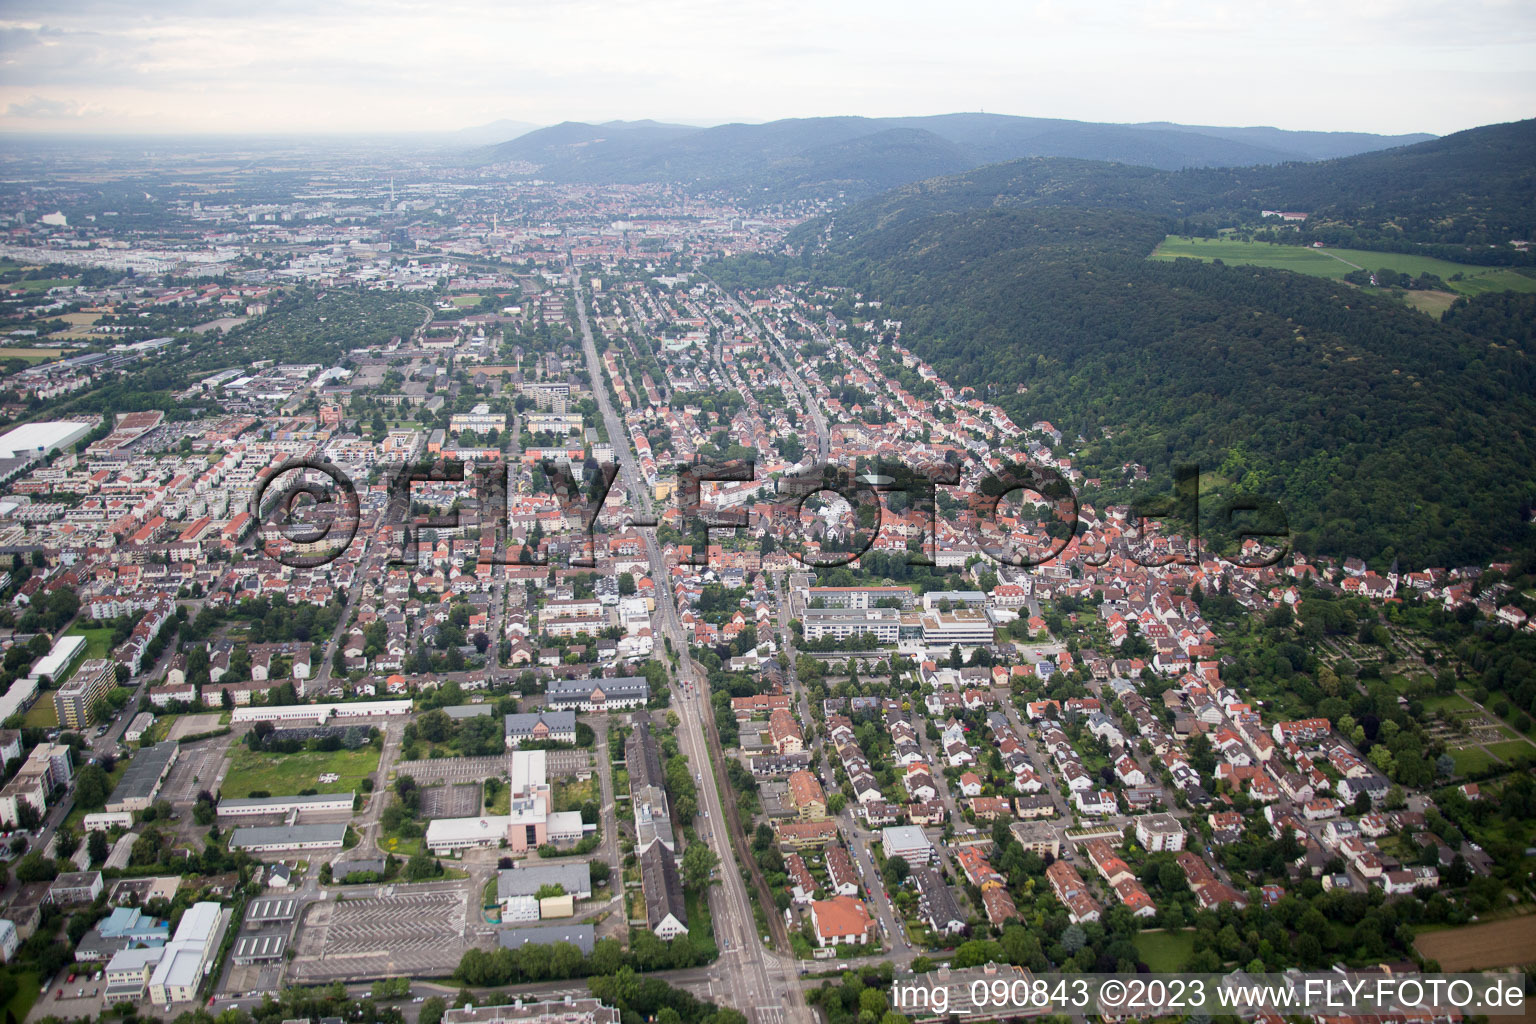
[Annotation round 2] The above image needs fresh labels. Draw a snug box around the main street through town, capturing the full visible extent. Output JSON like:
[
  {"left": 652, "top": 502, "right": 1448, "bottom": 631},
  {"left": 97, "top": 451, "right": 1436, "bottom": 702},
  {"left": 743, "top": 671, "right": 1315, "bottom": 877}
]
[{"left": 573, "top": 274, "right": 815, "bottom": 1024}]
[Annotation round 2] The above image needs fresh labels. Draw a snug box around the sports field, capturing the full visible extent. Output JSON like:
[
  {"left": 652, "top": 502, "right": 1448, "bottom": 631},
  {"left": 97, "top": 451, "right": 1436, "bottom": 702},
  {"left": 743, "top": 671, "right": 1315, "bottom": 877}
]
[{"left": 1151, "top": 237, "right": 1536, "bottom": 298}]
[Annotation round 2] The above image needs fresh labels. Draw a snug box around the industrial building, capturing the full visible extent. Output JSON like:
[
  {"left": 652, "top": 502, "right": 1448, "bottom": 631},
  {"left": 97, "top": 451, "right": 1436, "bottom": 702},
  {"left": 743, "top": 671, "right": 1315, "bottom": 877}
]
[
  {"left": 229, "top": 699, "right": 411, "bottom": 724},
  {"left": 496, "top": 863, "right": 592, "bottom": 913},
  {"left": 443, "top": 998, "right": 617, "bottom": 1024},
  {"left": 228, "top": 822, "right": 348, "bottom": 853},
  {"left": 495, "top": 923, "right": 595, "bottom": 955},
  {"left": 230, "top": 933, "right": 286, "bottom": 964},
  {"left": 105, "top": 741, "right": 179, "bottom": 813},
  {"left": 0, "top": 420, "right": 96, "bottom": 460},
  {"left": 147, "top": 902, "right": 225, "bottom": 1005},
  {"left": 216, "top": 792, "right": 355, "bottom": 818}
]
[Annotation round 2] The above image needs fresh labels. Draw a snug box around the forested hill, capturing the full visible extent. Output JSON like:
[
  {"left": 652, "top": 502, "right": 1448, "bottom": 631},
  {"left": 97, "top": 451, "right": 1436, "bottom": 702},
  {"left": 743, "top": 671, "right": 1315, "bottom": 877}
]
[
  {"left": 473, "top": 113, "right": 1433, "bottom": 199},
  {"left": 714, "top": 150, "right": 1536, "bottom": 569},
  {"left": 813, "top": 118, "right": 1536, "bottom": 260}
]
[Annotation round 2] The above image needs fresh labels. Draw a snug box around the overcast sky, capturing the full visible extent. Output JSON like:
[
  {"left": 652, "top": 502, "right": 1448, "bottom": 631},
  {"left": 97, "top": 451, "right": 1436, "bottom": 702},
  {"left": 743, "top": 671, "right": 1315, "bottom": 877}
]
[{"left": 1, "top": 0, "right": 1532, "bottom": 137}]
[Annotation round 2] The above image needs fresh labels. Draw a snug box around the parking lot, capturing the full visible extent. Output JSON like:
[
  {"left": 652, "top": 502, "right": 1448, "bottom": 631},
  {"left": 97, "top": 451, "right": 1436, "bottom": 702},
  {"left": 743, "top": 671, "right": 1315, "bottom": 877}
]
[
  {"left": 419, "top": 783, "right": 482, "bottom": 819},
  {"left": 289, "top": 887, "right": 473, "bottom": 980},
  {"left": 547, "top": 748, "right": 593, "bottom": 777},
  {"left": 161, "top": 732, "right": 236, "bottom": 804},
  {"left": 394, "top": 755, "right": 506, "bottom": 784},
  {"left": 166, "top": 713, "right": 227, "bottom": 742}
]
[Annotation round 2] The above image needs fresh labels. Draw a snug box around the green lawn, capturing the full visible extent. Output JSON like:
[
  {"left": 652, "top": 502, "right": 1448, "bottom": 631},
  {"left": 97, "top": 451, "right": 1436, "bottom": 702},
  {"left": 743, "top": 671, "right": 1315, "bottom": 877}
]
[
  {"left": 684, "top": 888, "right": 718, "bottom": 960},
  {"left": 23, "top": 699, "right": 58, "bottom": 728},
  {"left": 63, "top": 757, "right": 129, "bottom": 830},
  {"left": 1450, "top": 745, "right": 1498, "bottom": 775},
  {"left": 4, "top": 970, "right": 39, "bottom": 1024},
  {"left": 3, "top": 277, "right": 78, "bottom": 294},
  {"left": 222, "top": 745, "right": 381, "bottom": 797},
  {"left": 64, "top": 625, "right": 115, "bottom": 661},
  {"left": 1485, "top": 739, "right": 1536, "bottom": 764},
  {"left": 1134, "top": 929, "right": 1196, "bottom": 971},
  {"left": 1421, "top": 693, "right": 1476, "bottom": 713},
  {"left": 1150, "top": 237, "right": 1536, "bottom": 297},
  {"left": 553, "top": 777, "right": 595, "bottom": 813}
]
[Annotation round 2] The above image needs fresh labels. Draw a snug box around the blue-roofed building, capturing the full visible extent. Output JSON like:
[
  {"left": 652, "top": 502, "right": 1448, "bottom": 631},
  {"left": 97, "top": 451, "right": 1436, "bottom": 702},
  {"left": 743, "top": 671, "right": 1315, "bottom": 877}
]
[
  {"left": 98, "top": 906, "right": 170, "bottom": 943},
  {"left": 74, "top": 906, "right": 170, "bottom": 962}
]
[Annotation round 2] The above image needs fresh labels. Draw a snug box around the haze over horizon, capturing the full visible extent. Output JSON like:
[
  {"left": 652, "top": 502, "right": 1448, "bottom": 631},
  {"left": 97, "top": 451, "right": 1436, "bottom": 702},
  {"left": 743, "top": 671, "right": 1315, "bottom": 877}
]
[{"left": 1, "top": 0, "right": 1533, "bottom": 139}]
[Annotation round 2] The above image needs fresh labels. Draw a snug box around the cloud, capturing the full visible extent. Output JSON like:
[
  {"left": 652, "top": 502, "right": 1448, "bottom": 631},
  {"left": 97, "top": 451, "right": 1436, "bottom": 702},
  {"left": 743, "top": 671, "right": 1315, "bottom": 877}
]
[
  {"left": 0, "top": 0, "right": 1531, "bottom": 135},
  {"left": 2, "top": 94, "right": 94, "bottom": 118}
]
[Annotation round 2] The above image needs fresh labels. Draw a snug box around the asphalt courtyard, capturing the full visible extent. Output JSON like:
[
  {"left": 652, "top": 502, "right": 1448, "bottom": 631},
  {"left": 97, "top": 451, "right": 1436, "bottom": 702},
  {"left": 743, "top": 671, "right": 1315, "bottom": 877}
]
[{"left": 289, "top": 887, "right": 474, "bottom": 981}]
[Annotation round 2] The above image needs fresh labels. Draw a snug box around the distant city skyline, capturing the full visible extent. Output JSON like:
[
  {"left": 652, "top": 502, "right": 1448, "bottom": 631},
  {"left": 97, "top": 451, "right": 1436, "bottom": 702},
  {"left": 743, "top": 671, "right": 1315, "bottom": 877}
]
[{"left": 1, "top": 0, "right": 1533, "bottom": 138}]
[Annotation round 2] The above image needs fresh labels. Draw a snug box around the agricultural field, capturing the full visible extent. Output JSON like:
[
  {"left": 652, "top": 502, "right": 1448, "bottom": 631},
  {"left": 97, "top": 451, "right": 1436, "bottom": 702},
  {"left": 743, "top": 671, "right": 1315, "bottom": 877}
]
[
  {"left": 0, "top": 346, "right": 64, "bottom": 363},
  {"left": 221, "top": 744, "right": 381, "bottom": 797},
  {"left": 1, "top": 276, "right": 78, "bottom": 294},
  {"left": 1150, "top": 237, "right": 1536, "bottom": 299},
  {"left": 1415, "top": 915, "right": 1536, "bottom": 970}
]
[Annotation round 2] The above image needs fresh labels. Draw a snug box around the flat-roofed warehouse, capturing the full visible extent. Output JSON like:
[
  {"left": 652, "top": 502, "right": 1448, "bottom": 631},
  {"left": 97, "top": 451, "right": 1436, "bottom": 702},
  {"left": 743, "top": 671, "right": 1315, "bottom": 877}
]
[
  {"left": 229, "top": 823, "right": 347, "bottom": 853},
  {"left": 496, "top": 863, "right": 592, "bottom": 902},
  {"left": 217, "top": 793, "right": 355, "bottom": 818},
  {"left": 231, "top": 932, "right": 286, "bottom": 964},
  {"left": 105, "top": 742, "right": 179, "bottom": 813},
  {"left": 496, "top": 923, "right": 595, "bottom": 955},
  {"left": 243, "top": 897, "right": 298, "bottom": 924},
  {"left": 444, "top": 999, "right": 618, "bottom": 1024},
  {"left": 0, "top": 420, "right": 96, "bottom": 460}
]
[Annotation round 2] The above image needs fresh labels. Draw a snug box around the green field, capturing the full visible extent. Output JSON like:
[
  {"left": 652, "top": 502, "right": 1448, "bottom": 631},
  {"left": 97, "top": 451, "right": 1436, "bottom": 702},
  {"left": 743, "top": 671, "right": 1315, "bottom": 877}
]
[
  {"left": 1151, "top": 237, "right": 1536, "bottom": 297},
  {"left": 1485, "top": 739, "right": 1536, "bottom": 764},
  {"left": 1450, "top": 745, "right": 1498, "bottom": 775},
  {"left": 23, "top": 699, "right": 58, "bottom": 728},
  {"left": 64, "top": 625, "right": 115, "bottom": 661},
  {"left": 1421, "top": 693, "right": 1476, "bottom": 713},
  {"left": 1134, "top": 929, "right": 1196, "bottom": 971},
  {"left": 2, "top": 277, "right": 78, "bottom": 294},
  {"left": 222, "top": 745, "right": 381, "bottom": 797},
  {"left": 553, "top": 777, "right": 595, "bottom": 813},
  {"left": 684, "top": 888, "right": 717, "bottom": 960},
  {"left": 0, "top": 346, "right": 64, "bottom": 364},
  {"left": 4, "top": 970, "right": 39, "bottom": 1024}
]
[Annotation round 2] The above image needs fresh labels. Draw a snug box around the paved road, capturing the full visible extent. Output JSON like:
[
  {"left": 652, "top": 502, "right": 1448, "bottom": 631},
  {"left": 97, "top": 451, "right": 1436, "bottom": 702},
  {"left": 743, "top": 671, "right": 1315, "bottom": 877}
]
[{"left": 571, "top": 273, "right": 812, "bottom": 1024}]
